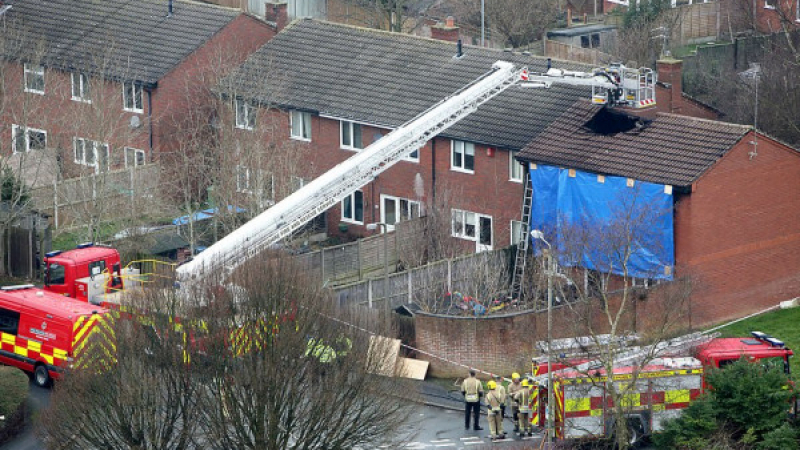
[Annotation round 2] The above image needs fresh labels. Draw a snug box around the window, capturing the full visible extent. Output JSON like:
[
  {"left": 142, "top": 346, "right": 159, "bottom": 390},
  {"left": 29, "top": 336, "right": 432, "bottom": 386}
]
[
  {"left": 88, "top": 260, "right": 107, "bottom": 277},
  {"left": 797, "top": 0, "right": 800, "bottom": 20},
  {"left": 451, "top": 140, "right": 475, "bottom": 172},
  {"left": 24, "top": 63, "right": 45, "bottom": 94},
  {"left": 764, "top": 0, "right": 775, "bottom": 8},
  {"left": 340, "top": 120, "right": 363, "bottom": 150},
  {"left": 124, "top": 147, "right": 146, "bottom": 168},
  {"left": 123, "top": 81, "right": 143, "bottom": 112},
  {"left": 236, "top": 98, "right": 255, "bottom": 130},
  {"left": 341, "top": 190, "right": 364, "bottom": 224},
  {"left": 509, "top": 151, "right": 523, "bottom": 182},
  {"left": 46, "top": 263, "right": 65, "bottom": 286},
  {"left": 74, "top": 137, "right": 109, "bottom": 172},
  {"left": 0, "top": 308, "right": 20, "bottom": 336},
  {"left": 290, "top": 175, "right": 308, "bottom": 193},
  {"left": 290, "top": 110, "right": 311, "bottom": 140},
  {"left": 257, "top": 170, "right": 275, "bottom": 206},
  {"left": 381, "top": 195, "right": 421, "bottom": 229},
  {"left": 452, "top": 209, "right": 493, "bottom": 248},
  {"left": 511, "top": 220, "right": 525, "bottom": 246},
  {"left": 12, "top": 125, "right": 47, "bottom": 153},
  {"left": 71, "top": 72, "right": 91, "bottom": 102},
  {"left": 236, "top": 165, "right": 251, "bottom": 192}
]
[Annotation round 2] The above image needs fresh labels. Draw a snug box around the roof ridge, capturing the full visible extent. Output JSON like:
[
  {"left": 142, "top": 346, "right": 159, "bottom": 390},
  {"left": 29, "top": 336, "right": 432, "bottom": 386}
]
[
  {"left": 655, "top": 112, "right": 751, "bottom": 130},
  {"left": 173, "top": 0, "right": 242, "bottom": 13},
  {"left": 297, "top": 18, "right": 593, "bottom": 68}
]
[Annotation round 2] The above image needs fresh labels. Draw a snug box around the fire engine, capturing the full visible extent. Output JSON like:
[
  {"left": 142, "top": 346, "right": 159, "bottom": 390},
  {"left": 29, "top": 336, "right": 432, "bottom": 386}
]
[
  {"left": 528, "top": 332, "right": 794, "bottom": 444},
  {"left": 43, "top": 243, "right": 125, "bottom": 302},
  {"left": 0, "top": 285, "right": 110, "bottom": 387}
]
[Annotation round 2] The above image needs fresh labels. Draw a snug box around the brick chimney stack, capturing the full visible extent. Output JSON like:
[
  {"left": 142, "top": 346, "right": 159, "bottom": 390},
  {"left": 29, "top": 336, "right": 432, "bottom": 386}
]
[
  {"left": 266, "top": 2, "right": 288, "bottom": 32},
  {"left": 657, "top": 58, "right": 683, "bottom": 114},
  {"left": 431, "top": 16, "right": 460, "bottom": 42}
]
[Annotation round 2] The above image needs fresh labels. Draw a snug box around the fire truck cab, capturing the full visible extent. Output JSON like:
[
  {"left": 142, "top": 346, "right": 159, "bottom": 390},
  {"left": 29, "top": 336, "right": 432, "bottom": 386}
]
[
  {"left": 696, "top": 332, "right": 792, "bottom": 374},
  {"left": 43, "top": 243, "right": 123, "bottom": 302},
  {"left": 0, "top": 285, "right": 109, "bottom": 387}
]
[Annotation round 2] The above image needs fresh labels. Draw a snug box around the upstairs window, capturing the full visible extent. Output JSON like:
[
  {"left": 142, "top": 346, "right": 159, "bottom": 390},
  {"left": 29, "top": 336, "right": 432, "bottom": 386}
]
[
  {"left": 235, "top": 98, "right": 255, "bottom": 130},
  {"left": 74, "top": 137, "right": 109, "bottom": 173},
  {"left": 451, "top": 140, "right": 475, "bottom": 173},
  {"left": 24, "top": 64, "right": 45, "bottom": 94},
  {"left": 123, "top": 81, "right": 143, "bottom": 112},
  {"left": 509, "top": 151, "right": 523, "bottom": 182},
  {"left": 71, "top": 72, "right": 91, "bottom": 102},
  {"left": 290, "top": 110, "right": 311, "bottom": 141},
  {"left": 340, "top": 120, "right": 363, "bottom": 150},
  {"left": 12, "top": 125, "right": 47, "bottom": 153}
]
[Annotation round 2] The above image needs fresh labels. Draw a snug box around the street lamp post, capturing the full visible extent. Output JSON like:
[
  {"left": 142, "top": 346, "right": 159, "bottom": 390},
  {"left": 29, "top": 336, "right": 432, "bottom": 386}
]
[
  {"left": 531, "top": 229, "right": 554, "bottom": 445},
  {"left": 367, "top": 223, "right": 389, "bottom": 308}
]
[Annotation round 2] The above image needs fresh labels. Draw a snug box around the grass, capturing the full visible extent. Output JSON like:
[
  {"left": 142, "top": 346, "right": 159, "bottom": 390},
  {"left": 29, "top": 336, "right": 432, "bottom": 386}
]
[{"left": 713, "top": 306, "right": 800, "bottom": 376}]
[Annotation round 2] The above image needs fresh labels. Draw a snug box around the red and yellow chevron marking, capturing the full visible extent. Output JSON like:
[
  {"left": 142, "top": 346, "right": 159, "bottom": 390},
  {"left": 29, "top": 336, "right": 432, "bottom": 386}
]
[
  {"left": 71, "top": 313, "right": 116, "bottom": 371},
  {"left": 0, "top": 331, "right": 69, "bottom": 368},
  {"left": 562, "top": 388, "right": 702, "bottom": 418},
  {"left": 554, "top": 381, "right": 565, "bottom": 439}
]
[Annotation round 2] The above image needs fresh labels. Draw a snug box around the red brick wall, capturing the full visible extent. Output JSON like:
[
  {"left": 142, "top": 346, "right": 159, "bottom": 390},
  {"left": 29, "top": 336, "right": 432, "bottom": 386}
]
[{"left": 675, "top": 132, "right": 800, "bottom": 326}]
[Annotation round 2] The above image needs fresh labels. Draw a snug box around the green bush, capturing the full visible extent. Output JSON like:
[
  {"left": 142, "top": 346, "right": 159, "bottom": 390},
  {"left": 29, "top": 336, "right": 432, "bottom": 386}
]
[
  {"left": 654, "top": 359, "right": 798, "bottom": 449},
  {"left": 0, "top": 366, "right": 28, "bottom": 418}
]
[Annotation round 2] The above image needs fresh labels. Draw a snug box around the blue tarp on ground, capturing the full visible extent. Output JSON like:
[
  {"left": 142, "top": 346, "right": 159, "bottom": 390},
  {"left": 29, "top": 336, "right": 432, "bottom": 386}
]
[
  {"left": 172, "top": 206, "right": 247, "bottom": 226},
  {"left": 529, "top": 165, "right": 674, "bottom": 280}
]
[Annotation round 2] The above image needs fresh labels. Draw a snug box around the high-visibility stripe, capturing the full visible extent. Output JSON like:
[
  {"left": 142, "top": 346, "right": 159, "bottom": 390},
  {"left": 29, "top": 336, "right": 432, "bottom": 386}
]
[
  {"left": 560, "top": 368, "right": 703, "bottom": 385},
  {"left": 665, "top": 389, "right": 690, "bottom": 404},
  {"left": 565, "top": 397, "right": 590, "bottom": 413}
]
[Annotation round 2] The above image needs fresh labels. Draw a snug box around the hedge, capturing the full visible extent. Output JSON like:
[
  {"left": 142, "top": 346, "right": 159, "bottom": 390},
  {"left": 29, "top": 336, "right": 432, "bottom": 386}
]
[{"left": 0, "top": 366, "right": 29, "bottom": 445}]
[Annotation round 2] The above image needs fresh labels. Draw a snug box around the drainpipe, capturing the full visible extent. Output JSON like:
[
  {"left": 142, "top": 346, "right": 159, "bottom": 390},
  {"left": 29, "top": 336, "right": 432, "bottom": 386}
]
[
  {"left": 147, "top": 88, "right": 153, "bottom": 162},
  {"left": 431, "top": 139, "right": 437, "bottom": 201}
]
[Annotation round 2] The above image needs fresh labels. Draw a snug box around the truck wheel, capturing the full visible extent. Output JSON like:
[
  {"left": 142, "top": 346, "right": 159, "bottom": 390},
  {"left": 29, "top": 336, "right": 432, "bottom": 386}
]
[{"left": 33, "top": 364, "right": 51, "bottom": 388}]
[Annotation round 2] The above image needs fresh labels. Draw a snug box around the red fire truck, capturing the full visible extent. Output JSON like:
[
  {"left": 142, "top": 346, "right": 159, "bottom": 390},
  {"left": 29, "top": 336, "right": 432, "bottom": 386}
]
[
  {"left": 530, "top": 332, "right": 793, "bottom": 443},
  {"left": 43, "top": 243, "right": 124, "bottom": 302},
  {"left": 0, "top": 285, "right": 110, "bottom": 387}
]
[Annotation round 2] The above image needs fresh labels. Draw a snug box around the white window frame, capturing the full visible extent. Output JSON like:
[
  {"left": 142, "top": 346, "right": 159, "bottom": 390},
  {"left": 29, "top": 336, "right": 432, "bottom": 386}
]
[
  {"left": 71, "top": 72, "right": 91, "bottom": 102},
  {"left": 256, "top": 170, "right": 275, "bottom": 207},
  {"left": 510, "top": 220, "right": 525, "bottom": 246},
  {"left": 236, "top": 165, "right": 251, "bottom": 193},
  {"left": 340, "top": 120, "right": 364, "bottom": 151},
  {"left": 451, "top": 140, "right": 475, "bottom": 173},
  {"left": 380, "top": 194, "right": 421, "bottom": 230},
  {"left": 764, "top": 0, "right": 775, "bottom": 8},
  {"left": 235, "top": 98, "right": 255, "bottom": 130},
  {"left": 124, "top": 147, "right": 146, "bottom": 168},
  {"left": 509, "top": 150, "right": 523, "bottom": 182},
  {"left": 290, "top": 110, "right": 312, "bottom": 141},
  {"left": 74, "top": 137, "right": 109, "bottom": 173},
  {"left": 290, "top": 175, "right": 308, "bottom": 193},
  {"left": 123, "top": 81, "right": 143, "bottom": 113},
  {"left": 12, "top": 125, "right": 47, "bottom": 154},
  {"left": 341, "top": 190, "right": 365, "bottom": 224},
  {"left": 452, "top": 209, "right": 493, "bottom": 250},
  {"left": 23, "top": 64, "right": 45, "bottom": 94}
]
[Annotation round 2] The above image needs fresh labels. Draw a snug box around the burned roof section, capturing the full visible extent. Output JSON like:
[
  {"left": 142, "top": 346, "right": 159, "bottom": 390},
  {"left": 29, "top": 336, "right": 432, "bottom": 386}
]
[{"left": 517, "top": 101, "right": 751, "bottom": 186}]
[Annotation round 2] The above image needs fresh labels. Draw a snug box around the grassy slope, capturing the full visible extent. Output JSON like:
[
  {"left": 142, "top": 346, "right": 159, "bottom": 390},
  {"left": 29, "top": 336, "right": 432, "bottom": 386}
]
[{"left": 714, "top": 306, "right": 800, "bottom": 376}]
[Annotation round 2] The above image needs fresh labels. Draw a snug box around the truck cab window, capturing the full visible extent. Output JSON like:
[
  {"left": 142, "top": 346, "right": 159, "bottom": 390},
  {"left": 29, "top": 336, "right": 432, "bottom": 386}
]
[
  {"left": 88, "top": 260, "right": 106, "bottom": 277},
  {"left": 0, "top": 308, "right": 20, "bottom": 335},
  {"left": 47, "top": 263, "right": 66, "bottom": 285}
]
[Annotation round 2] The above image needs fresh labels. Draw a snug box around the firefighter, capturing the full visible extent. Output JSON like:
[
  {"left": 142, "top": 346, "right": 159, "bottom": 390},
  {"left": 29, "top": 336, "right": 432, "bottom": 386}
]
[
  {"left": 515, "top": 379, "right": 534, "bottom": 437},
  {"left": 493, "top": 373, "right": 507, "bottom": 420},
  {"left": 486, "top": 379, "right": 506, "bottom": 441},
  {"left": 507, "top": 372, "right": 523, "bottom": 432},
  {"left": 461, "top": 369, "right": 484, "bottom": 431}
]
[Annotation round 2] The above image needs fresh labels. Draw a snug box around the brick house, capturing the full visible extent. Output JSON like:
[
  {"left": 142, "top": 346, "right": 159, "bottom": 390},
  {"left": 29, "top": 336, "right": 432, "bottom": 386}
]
[
  {"left": 516, "top": 100, "right": 800, "bottom": 326},
  {"left": 0, "top": 0, "right": 275, "bottom": 186},
  {"left": 219, "top": 18, "right": 716, "bottom": 253}
]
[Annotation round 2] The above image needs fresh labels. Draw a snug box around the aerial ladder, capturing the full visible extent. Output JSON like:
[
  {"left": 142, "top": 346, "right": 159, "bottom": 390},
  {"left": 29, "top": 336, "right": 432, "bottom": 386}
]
[{"left": 177, "top": 61, "right": 657, "bottom": 284}]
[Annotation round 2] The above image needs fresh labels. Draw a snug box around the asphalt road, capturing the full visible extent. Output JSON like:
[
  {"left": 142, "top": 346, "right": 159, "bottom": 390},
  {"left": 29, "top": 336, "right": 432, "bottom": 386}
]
[{"left": 1, "top": 380, "right": 50, "bottom": 450}]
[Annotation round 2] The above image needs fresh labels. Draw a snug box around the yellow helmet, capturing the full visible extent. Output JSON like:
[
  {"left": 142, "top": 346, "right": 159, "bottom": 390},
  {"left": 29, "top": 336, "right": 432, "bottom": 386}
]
[
  {"left": 512, "top": 372, "right": 521, "bottom": 380},
  {"left": 487, "top": 380, "right": 497, "bottom": 390},
  {"left": 522, "top": 379, "right": 530, "bottom": 387}
]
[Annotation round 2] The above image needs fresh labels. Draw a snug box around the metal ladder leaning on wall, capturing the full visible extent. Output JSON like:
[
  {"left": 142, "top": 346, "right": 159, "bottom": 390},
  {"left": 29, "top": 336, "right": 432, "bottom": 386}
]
[{"left": 510, "top": 169, "right": 533, "bottom": 301}]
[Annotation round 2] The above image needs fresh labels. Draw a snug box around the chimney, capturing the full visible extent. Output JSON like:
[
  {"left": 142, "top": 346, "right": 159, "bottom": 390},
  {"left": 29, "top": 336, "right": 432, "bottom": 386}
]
[
  {"left": 266, "top": 2, "right": 288, "bottom": 32},
  {"left": 657, "top": 57, "right": 683, "bottom": 114},
  {"left": 431, "top": 16, "right": 460, "bottom": 42}
]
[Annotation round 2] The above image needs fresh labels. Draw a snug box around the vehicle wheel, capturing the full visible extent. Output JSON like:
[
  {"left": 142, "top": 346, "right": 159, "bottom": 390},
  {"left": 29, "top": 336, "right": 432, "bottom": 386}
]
[{"left": 33, "top": 364, "right": 51, "bottom": 388}]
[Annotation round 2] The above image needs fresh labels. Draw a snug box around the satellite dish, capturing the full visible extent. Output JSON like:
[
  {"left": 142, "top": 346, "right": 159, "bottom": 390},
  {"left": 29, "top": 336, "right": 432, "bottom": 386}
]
[{"left": 130, "top": 115, "right": 142, "bottom": 129}]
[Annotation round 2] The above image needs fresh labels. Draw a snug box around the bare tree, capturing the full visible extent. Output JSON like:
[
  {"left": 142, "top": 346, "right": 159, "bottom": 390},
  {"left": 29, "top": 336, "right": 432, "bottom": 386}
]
[
  {"left": 536, "top": 186, "right": 693, "bottom": 449},
  {"left": 194, "top": 254, "right": 417, "bottom": 449},
  {"left": 613, "top": 0, "right": 683, "bottom": 66},
  {"left": 328, "top": 0, "right": 435, "bottom": 33},
  {"left": 448, "top": 0, "right": 559, "bottom": 48}
]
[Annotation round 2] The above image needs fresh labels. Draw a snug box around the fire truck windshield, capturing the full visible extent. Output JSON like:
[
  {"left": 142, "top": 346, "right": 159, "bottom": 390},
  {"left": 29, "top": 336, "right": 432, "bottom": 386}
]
[{"left": 46, "top": 263, "right": 65, "bottom": 285}]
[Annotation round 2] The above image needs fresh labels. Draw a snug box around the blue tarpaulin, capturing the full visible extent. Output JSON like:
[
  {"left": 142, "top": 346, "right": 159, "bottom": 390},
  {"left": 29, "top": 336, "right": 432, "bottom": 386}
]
[
  {"left": 529, "top": 165, "right": 674, "bottom": 280},
  {"left": 172, "top": 206, "right": 247, "bottom": 226}
]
